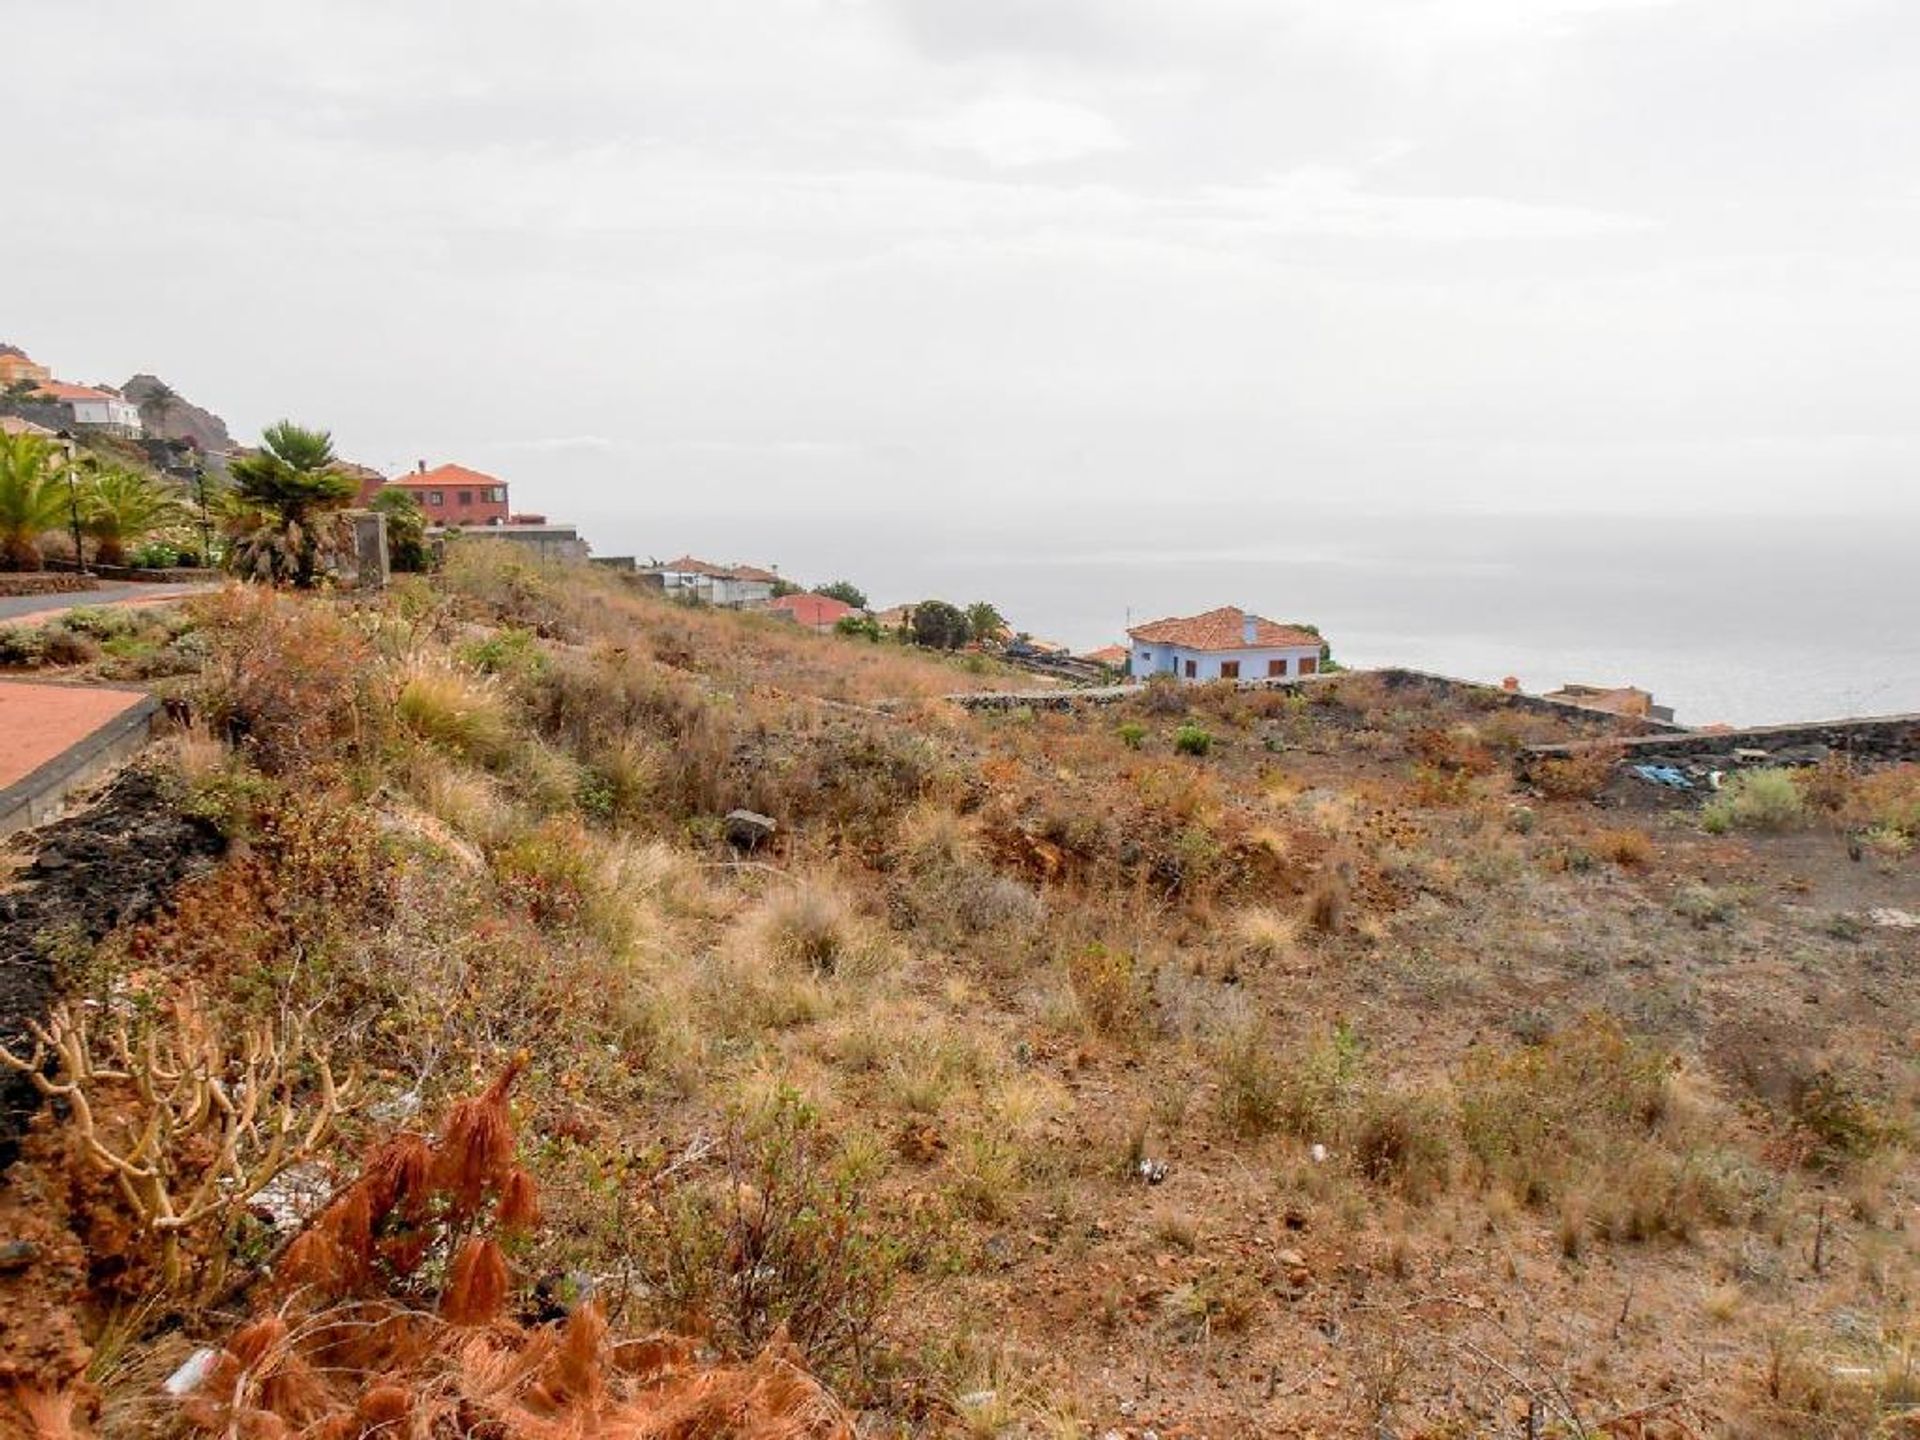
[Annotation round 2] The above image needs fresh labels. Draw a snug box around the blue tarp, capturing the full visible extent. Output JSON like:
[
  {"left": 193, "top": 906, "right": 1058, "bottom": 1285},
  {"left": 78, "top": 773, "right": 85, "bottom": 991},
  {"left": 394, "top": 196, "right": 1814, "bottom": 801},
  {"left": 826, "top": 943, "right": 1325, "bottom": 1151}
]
[{"left": 1631, "top": 764, "right": 1691, "bottom": 790}]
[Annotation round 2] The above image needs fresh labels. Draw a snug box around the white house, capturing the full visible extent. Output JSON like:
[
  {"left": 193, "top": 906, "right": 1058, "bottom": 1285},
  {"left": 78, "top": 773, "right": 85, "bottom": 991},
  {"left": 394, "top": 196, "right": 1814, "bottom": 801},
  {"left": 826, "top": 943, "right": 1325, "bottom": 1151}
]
[
  {"left": 36, "top": 381, "right": 143, "bottom": 436},
  {"left": 1127, "top": 606, "right": 1325, "bottom": 682},
  {"left": 644, "top": 556, "right": 778, "bottom": 609}
]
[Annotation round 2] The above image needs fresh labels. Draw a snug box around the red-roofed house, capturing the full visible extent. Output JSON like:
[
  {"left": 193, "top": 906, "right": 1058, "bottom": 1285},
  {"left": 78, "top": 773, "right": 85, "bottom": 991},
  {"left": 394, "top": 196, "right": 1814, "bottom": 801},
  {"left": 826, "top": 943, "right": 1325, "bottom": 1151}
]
[
  {"left": 372, "top": 462, "right": 510, "bottom": 524},
  {"left": 1127, "top": 606, "right": 1325, "bottom": 682},
  {"left": 33, "top": 380, "right": 142, "bottom": 435},
  {"left": 770, "top": 592, "right": 855, "bottom": 631}
]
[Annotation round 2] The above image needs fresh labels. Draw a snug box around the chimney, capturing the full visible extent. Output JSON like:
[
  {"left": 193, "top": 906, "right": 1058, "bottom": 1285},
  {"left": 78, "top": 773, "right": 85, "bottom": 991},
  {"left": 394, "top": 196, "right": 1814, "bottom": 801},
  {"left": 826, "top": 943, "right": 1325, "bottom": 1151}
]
[
  {"left": 417, "top": 460, "right": 426, "bottom": 474},
  {"left": 1242, "top": 610, "right": 1257, "bottom": 646}
]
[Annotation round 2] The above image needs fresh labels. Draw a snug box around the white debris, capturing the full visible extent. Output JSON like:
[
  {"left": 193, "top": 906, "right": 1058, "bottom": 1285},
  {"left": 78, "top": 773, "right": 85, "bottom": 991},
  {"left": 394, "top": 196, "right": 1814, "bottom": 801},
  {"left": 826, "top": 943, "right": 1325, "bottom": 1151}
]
[
  {"left": 165, "top": 1348, "right": 220, "bottom": 1397},
  {"left": 1310, "top": 1143, "right": 1328, "bottom": 1163},
  {"left": 369, "top": 1089, "right": 423, "bottom": 1124},
  {"left": 1869, "top": 908, "right": 1919, "bottom": 930},
  {"left": 249, "top": 1162, "right": 333, "bottom": 1232}
]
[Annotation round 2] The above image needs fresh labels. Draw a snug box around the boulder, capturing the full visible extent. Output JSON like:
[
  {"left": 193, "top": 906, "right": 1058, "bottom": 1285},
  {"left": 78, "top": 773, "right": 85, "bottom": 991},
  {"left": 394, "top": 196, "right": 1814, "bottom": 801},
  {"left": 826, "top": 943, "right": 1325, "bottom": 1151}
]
[{"left": 724, "top": 809, "right": 778, "bottom": 851}]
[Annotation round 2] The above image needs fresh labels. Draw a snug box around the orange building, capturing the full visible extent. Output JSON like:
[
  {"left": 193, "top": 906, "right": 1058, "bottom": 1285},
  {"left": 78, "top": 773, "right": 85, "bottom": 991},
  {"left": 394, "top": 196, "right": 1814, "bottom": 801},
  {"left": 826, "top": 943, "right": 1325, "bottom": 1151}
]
[
  {"left": 0, "top": 346, "right": 52, "bottom": 389},
  {"left": 368, "top": 462, "right": 511, "bottom": 525}
]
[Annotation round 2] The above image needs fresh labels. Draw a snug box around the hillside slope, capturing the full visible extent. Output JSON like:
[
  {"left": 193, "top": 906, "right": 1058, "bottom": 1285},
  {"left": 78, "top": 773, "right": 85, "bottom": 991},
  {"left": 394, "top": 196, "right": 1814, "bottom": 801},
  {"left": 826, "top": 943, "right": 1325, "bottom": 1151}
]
[{"left": 2, "top": 549, "right": 1916, "bottom": 1438}]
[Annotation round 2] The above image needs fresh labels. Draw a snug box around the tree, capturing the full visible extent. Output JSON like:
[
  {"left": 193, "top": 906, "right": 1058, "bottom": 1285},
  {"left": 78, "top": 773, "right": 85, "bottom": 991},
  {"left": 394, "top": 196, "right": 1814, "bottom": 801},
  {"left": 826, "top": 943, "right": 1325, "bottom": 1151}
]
[
  {"left": 816, "top": 579, "right": 868, "bottom": 610},
  {"left": 81, "top": 464, "right": 186, "bottom": 567},
  {"left": 964, "top": 601, "right": 1006, "bottom": 645},
  {"left": 908, "top": 599, "right": 970, "bottom": 651},
  {"left": 0, "top": 431, "right": 68, "bottom": 571},
  {"left": 371, "top": 487, "right": 429, "bottom": 572},
  {"left": 770, "top": 576, "right": 803, "bottom": 598},
  {"left": 223, "top": 421, "right": 356, "bottom": 586}
]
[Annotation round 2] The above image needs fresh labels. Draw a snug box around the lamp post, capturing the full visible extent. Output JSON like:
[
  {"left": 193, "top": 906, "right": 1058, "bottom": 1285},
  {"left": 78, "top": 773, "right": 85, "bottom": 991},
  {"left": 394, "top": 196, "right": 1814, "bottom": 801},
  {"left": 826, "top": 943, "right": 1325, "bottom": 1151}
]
[
  {"left": 190, "top": 454, "right": 212, "bottom": 565},
  {"left": 55, "top": 429, "right": 86, "bottom": 576}
]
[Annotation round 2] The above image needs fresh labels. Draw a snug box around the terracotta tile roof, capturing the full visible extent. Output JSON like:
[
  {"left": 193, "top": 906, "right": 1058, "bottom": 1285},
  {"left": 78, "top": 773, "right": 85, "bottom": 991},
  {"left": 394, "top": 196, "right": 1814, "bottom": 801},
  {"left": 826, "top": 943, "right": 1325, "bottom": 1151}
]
[
  {"left": 1127, "top": 606, "right": 1322, "bottom": 653},
  {"left": 0, "top": 416, "right": 55, "bottom": 437},
  {"left": 387, "top": 463, "right": 504, "bottom": 489},
  {"left": 1081, "top": 645, "right": 1129, "bottom": 665},
  {"left": 35, "top": 380, "right": 124, "bottom": 403},
  {"left": 770, "top": 592, "right": 855, "bottom": 627},
  {"left": 728, "top": 564, "right": 781, "bottom": 584}
]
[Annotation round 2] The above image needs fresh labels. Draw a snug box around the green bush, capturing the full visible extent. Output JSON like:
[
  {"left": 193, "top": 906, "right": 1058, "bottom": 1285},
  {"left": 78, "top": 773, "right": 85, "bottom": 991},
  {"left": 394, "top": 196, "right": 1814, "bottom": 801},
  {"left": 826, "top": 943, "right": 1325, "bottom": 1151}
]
[
  {"left": 1701, "top": 767, "right": 1806, "bottom": 834},
  {"left": 1116, "top": 721, "right": 1146, "bottom": 750},
  {"left": 1173, "top": 724, "right": 1213, "bottom": 757}
]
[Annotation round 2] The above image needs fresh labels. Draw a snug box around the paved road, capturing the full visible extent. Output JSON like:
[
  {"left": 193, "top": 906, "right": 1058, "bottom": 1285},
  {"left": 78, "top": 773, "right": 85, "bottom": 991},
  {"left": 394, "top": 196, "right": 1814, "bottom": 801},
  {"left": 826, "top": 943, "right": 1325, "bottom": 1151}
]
[{"left": 0, "top": 582, "right": 216, "bottom": 624}]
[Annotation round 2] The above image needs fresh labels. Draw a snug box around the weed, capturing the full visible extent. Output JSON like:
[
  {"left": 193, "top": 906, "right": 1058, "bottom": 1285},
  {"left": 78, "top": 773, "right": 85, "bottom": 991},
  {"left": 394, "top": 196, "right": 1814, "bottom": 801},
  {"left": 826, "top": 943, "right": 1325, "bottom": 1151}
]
[
  {"left": 1702, "top": 767, "right": 1807, "bottom": 834},
  {"left": 1173, "top": 724, "right": 1214, "bottom": 757}
]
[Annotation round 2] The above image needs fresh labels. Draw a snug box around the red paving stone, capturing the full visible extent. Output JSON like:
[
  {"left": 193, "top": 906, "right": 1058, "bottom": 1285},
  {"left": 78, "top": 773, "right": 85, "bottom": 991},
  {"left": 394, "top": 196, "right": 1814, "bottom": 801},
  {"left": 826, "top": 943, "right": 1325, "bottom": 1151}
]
[{"left": 0, "top": 682, "right": 149, "bottom": 789}]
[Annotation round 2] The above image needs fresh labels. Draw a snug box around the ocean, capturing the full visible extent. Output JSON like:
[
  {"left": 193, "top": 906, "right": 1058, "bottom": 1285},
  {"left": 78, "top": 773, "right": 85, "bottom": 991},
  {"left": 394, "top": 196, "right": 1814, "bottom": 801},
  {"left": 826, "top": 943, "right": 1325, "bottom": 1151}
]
[{"left": 588, "top": 503, "right": 1919, "bottom": 728}]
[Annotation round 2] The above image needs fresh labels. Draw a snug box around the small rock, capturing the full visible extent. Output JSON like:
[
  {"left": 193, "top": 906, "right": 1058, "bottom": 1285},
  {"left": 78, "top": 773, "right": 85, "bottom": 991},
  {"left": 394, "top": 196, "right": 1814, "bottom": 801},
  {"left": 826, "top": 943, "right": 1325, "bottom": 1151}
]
[
  {"left": 1309, "top": 1143, "right": 1328, "bottom": 1163},
  {"left": 723, "top": 809, "right": 777, "bottom": 851},
  {"left": 1137, "top": 1158, "right": 1169, "bottom": 1185},
  {"left": 0, "top": 1239, "right": 38, "bottom": 1270},
  {"left": 1870, "top": 908, "right": 1919, "bottom": 930}
]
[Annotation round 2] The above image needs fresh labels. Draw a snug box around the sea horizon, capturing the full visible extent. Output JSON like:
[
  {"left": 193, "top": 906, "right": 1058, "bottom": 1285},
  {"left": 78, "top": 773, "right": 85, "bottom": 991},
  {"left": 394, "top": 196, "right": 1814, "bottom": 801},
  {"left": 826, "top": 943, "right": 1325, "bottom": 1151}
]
[{"left": 570, "top": 502, "right": 1918, "bottom": 729}]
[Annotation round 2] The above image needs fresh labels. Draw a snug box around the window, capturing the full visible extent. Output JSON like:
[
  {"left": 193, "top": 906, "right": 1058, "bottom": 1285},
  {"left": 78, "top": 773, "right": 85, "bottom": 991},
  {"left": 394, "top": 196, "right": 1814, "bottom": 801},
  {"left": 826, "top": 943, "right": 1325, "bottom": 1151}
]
[
  {"left": 1219, "top": 660, "right": 1240, "bottom": 679},
  {"left": 1184, "top": 659, "right": 1197, "bottom": 678},
  {"left": 489, "top": 487, "right": 506, "bottom": 502},
  {"left": 458, "top": 489, "right": 473, "bottom": 505},
  {"left": 427, "top": 490, "right": 443, "bottom": 506},
  {"left": 1299, "top": 656, "right": 1318, "bottom": 675},
  {"left": 1268, "top": 658, "right": 1287, "bottom": 677}
]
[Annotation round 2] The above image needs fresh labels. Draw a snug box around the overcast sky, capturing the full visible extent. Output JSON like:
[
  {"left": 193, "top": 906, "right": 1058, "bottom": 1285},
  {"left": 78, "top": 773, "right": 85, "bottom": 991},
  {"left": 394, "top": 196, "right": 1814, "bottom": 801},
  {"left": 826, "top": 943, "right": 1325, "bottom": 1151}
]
[{"left": 9, "top": 0, "right": 1919, "bottom": 537}]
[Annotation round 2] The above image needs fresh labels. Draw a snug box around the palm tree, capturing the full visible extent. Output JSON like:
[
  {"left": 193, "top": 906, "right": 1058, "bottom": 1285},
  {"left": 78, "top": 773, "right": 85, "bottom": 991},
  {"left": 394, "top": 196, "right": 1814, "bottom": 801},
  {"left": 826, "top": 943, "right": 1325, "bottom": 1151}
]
[
  {"left": 224, "top": 421, "right": 356, "bottom": 587},
  {"left": 0, "top": 432, "right": 69, "bottom": 571},
  {"left": 82, "top": 465, "right": 187, "bottom": 567},
  {"left": 965, "top": 601, "right": 1007, "bottom": 645}
]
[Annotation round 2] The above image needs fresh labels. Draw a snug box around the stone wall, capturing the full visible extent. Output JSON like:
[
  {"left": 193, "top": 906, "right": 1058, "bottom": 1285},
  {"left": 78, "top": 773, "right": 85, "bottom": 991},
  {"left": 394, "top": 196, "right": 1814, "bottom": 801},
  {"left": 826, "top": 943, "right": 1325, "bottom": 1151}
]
[
  {"left": 1519, "top": 713, "right": 1920, "bottom": 780},
  {"left": 951, "top": 667, "right": 1679, "bottom": 736},
  {"left": 0, "top": 573, "right": 92, "bottom": 599}
]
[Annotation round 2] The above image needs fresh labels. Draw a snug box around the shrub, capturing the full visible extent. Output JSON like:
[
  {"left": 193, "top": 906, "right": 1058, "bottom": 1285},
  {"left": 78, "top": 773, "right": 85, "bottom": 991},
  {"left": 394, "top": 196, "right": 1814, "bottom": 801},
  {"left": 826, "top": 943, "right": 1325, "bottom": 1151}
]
[
  {"left": 1116, "top": 721, "right": 1147, "bottom": 750},
  {"left": 1701, "top": 768, "right": 1806, "bottom": 834},
  {"left": 1067, "top": 942, "right": 1143, "bottom": 1039},
  {"left": 1531, "top": 744, "right": 1621, "bottom": 801},
  {"left": 1352, "top": 1090, "right": 1455, "bottom": 1199},
  {"left": 1457, "top": 1016, "right": 1669, "bottom": 1205},
  {"left": 192, "top": 587, "right": 387, "bottom": 773},
  {"left": 1173, "top": 724, "right": 1213, "bottom": 757},
  {"left": 637, "top": 1088, "right": 897, "bottom": 1380},
  {"left": 1674, "top": 882, "right": 1737, "bottom": 926},
  {"left": 1595, "top": 828, "right": 1655, "bottom": 867},
  {"left": 1215, "top": 1020, "right": 1284, "bottom": 1137}
]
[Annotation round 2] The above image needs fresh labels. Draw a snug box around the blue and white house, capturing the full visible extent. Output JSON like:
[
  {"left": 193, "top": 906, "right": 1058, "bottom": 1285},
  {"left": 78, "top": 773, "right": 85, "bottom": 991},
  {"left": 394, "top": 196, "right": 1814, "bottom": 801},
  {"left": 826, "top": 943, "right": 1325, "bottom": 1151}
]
[{"left": 1127, "top": 606, "right": 1325, "bottom": 683}]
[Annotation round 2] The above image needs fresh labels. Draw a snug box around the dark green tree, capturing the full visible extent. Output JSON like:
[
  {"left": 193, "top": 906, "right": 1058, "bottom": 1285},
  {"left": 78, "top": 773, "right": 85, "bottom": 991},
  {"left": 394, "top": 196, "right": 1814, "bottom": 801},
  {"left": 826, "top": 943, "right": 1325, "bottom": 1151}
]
[
  {"left": 816, "top": 579, "right": 868, "bottom": 610},
  {"left": 908, "top": 599, "right": 970, "bottom": 651}
]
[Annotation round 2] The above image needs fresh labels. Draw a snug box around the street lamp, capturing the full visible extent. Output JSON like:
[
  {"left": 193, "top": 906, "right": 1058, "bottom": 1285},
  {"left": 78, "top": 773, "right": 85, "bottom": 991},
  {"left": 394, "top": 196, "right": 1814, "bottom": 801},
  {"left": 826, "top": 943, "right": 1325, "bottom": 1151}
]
[
  {"left": 55, "top": 429, "right": 86, "bottom": 576},
  {"left": 190, "top": 453, "right": 212, "bottom": 566}
]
